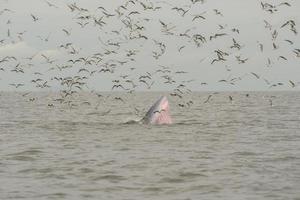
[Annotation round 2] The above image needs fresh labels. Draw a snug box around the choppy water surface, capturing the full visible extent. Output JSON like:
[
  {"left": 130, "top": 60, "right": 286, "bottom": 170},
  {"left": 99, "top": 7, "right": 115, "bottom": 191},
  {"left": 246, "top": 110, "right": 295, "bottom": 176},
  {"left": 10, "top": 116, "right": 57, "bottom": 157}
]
[{"left": 0, "top": 92, "right": 300, "bottom": 200}]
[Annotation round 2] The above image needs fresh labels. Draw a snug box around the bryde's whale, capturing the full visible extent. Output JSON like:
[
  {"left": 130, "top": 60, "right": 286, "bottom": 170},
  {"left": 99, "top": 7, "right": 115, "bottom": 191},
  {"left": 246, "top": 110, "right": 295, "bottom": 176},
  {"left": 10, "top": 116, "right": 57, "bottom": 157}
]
[{"left": 142, "top": 96, "right": 172, "bottom": 125}]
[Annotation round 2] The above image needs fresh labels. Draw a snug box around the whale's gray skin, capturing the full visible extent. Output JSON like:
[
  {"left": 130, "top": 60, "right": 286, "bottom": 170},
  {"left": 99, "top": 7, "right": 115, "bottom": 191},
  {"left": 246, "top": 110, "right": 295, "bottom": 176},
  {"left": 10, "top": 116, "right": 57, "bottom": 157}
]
[{"left": 142, "top": 96, "right": 172, "bottom": 125}]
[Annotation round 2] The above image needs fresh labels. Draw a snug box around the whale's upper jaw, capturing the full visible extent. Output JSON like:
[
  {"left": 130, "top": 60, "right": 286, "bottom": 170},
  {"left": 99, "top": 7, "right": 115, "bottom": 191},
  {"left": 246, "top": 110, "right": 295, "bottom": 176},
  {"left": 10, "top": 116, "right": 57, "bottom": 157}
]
[{"left": 143, "top": 96, "right": 172, "bottom": 125}]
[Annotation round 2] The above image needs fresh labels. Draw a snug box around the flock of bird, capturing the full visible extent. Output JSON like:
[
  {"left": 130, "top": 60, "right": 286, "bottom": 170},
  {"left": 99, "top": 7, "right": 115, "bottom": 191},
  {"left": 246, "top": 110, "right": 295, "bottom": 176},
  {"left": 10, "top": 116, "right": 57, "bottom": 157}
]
[{"left": 0, "top": 0, "right": 299, "bottom": 109}]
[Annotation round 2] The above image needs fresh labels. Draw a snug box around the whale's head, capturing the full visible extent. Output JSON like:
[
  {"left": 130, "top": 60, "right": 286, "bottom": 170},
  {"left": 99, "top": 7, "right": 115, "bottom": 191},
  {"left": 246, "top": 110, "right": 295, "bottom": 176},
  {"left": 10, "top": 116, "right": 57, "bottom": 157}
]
[{"left": 143, "top": 96, "right": 172, "bottom": 125}]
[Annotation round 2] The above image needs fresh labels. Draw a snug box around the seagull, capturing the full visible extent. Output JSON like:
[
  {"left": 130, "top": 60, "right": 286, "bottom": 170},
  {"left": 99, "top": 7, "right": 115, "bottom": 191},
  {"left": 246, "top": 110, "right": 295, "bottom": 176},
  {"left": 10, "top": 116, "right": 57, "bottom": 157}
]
[
  {"left": 278, "top": 56, "right": 287, "bottom": 61},
  {"left": 213, "top": 9, "right": 223, "bottom": 16},
  {"left": 112, "top": 84, "right": 127, "bottom": 90},
  {"left": 30, "top": 14, "right": 39, "bottom": 22},
  {"left": 192, "top": 12, "right": 206, "bottom": 21},
  {"left": 9, "top": 83, "right": 24, "bottom": 88},
  {"left": 229, "top": 95, "right": 233, "bottom": 103},
  {"left": 250, "top": 72, "right": 260, "bottom": 79},
  {"left": 62, "top": 29, "right": 71, "bottom": 36},
  {"left": 44, "top": 0, "right": 58, "bottom": 8},
  {"left": 153, "top": 109, "right": 166, "bottom": 114},
  {"left": 204, "top": 94, "right": 212, "bottom": 103},
  {"left": 289, "top": 80, "right": 296, "bottom": 88}
]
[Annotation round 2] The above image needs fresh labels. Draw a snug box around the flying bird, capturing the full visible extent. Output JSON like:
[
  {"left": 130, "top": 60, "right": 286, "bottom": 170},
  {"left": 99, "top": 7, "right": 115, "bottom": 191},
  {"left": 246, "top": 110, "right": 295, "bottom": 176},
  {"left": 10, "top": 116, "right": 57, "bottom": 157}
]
[{"left": 30, "top": 14, "right": 39, "bottom": 22}]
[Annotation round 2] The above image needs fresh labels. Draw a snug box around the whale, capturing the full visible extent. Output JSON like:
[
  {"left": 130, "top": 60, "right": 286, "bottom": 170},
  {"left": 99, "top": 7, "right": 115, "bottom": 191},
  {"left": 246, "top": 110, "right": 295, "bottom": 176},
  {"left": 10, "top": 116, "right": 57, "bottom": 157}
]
[{"left": 141, "top": 96, "right": 172, "bottom": 125}]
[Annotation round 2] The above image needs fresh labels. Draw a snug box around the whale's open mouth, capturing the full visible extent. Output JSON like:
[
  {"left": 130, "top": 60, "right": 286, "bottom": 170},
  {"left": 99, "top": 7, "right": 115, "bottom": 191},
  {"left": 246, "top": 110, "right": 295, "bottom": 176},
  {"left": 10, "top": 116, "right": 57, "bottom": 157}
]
[{"left": 142, "top": 96, "right": 172, "bottom": 125}]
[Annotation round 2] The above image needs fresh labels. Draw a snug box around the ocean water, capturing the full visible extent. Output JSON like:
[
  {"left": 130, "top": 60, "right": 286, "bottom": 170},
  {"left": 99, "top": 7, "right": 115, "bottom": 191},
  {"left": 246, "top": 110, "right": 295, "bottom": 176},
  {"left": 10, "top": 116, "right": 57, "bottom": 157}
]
[{"left": 0, "top": 92, "right": 299, "bottom": 200}]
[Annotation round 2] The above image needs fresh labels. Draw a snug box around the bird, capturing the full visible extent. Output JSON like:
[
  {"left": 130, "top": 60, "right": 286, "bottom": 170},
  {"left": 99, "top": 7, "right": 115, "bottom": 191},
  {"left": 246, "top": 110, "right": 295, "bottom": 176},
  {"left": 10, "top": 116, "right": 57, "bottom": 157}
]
[
  {"left": 231, "top": 28, "right": 240, "bottom": 34},
  {"left": 153, "top": 109, "right": 166, "bottom": 114},
  {"left": 257, "top": 42, "right": 264, "bottom": 52},
  {"left": 228, "top": 96, "right": 233, "bottom": 103},
  {"left": 112, "top": 84, "right": 127, "bottom": 90},
  {"left": 128, "top": 11, "right": 140, "bottom": 16},
  {"left": 284, "top": 39, "right": 293, "bottom": 45},
  {"left": 289, "top": 80, "right": 296, "bottom": 88},
  {"left": 178, "top": 45, "right": 185, "bottom": 52},
  {"left": 250, "top": 72, "right": 260, "bottom": 79},
  {"left": 278, "top": 56, "right": 287, "bottom": 61},
  {"left": 114, "top": 97, "right": 125, "bottom": 102},
  {"left": 293, "top": 49, "right": 300, "bottom": 57},
  {"left": 77, "top": 22, "right": 89, "bottom": 28},
  {"left": 22, "top": 92, "right": 31, "bottom": 97},
  {"left": 213, "top": 9, "right": 223, "bottom": 16},
  {"left": 44, "top": 0, "right": 58, "bottom": 8},
  {"left": 62, "top": 29, "right": 71, "bottom": 36},
  {"left": 236, "top": 56, "right": 248, "bottom": 64},
  {"left": 37, "top": 33, "right": 51, "bottom": 42},
  {"left": 264, "top": 20, "right": 272, "bottom": 30},
  {"left": 231, "top": 38, "right": 242, "bottom": 50},
  {"left": 269, "top": 99, "right": 273, "bottom": 107},
  {"left": 172, "top": 7, "right": 189, "bottom": 16},
  {"left": 209, "top": 33, "right": 227, "bottom": 40},
  {"left": 30, "top": 14, "right": 39, "bottom": 22},
  {"left": 192, "top": 13, "right": 206, "bottom": 21},
  {"left": 178, "top": 103, "right": 185, "bottom": 107},
  {"left": 102, "top": 11, "right": 115, "bottom": 18},
  {"left": 278, "top": 2, "right": 291, "bottom": 7},
  {"left": 204, "top": 95, "right": 212, "bottom": 103},
  {"left": 9, "top": 83, "right": 24, "bottom": 88}
]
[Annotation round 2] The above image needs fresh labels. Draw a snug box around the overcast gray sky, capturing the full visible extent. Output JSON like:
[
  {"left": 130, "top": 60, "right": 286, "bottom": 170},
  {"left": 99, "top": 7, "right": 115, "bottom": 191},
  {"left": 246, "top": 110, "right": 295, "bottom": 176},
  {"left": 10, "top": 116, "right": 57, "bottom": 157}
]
[{"left": 0, "top": 0, "right": 299, "bottom": 91}]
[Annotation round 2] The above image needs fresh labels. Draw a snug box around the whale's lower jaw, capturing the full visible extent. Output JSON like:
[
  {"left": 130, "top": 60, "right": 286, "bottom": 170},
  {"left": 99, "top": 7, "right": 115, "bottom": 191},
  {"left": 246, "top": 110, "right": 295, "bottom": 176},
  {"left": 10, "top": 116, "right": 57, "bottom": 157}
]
[{"left": 142, "top": 96, "right": 172, "bottom": 125}]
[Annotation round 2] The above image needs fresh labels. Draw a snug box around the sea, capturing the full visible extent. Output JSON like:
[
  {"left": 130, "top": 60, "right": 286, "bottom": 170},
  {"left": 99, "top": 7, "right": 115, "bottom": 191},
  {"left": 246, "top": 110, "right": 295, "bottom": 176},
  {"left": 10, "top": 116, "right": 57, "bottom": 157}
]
[{"left": 0, "top": 92, "right": 299, "bottom": 200}]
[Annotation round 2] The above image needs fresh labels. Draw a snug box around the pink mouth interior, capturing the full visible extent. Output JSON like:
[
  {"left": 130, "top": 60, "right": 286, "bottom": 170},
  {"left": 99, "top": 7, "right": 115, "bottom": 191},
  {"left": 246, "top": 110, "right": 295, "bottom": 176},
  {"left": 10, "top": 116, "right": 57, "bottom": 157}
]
[{"left": 153, "top": 98, "right": 172, "bottom": 124}]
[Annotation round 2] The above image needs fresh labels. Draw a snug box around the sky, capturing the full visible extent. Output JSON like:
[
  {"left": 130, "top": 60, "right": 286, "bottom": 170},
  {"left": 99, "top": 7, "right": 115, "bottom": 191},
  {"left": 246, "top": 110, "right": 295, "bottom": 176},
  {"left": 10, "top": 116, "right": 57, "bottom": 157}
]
[{"left": 0, "top": 0, "right": 299, "bottom": 92}]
